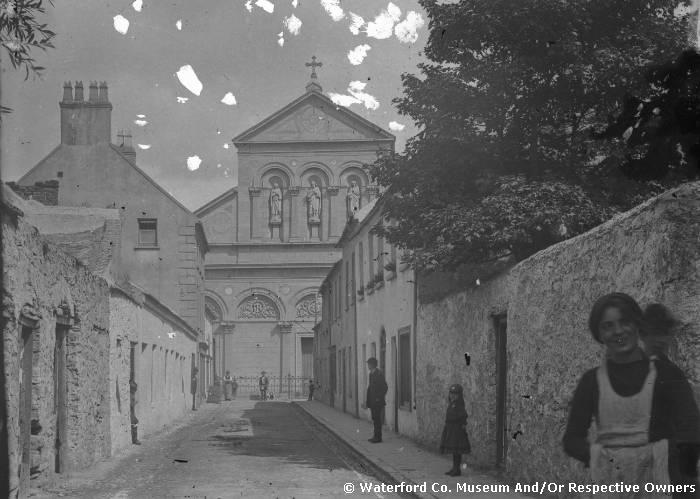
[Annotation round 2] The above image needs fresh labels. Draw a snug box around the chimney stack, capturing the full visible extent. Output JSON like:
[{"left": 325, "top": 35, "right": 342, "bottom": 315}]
[{"left": 60, "top": 80, "right": 113, "bottom": 145}]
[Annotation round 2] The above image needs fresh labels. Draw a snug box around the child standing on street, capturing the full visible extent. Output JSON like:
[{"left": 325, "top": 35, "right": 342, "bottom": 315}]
[{"left": 440, "top": 384, "right": 471, "bottom": 476}]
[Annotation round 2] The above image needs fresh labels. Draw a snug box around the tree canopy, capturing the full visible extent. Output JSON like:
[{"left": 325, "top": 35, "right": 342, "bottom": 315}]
[
  {"left": 369, "top": 0, "right": 697, "bottom": 271},
  {"left": 1, "top": 0, "right": 55, "bottom": 114}
]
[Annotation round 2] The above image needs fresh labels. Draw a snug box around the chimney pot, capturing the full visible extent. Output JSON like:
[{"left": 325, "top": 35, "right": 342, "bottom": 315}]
[
  {"left": 88, "top": 81, "right": 98, "bottom": 102},
  {"left": 74, "top": 81, "right": 84, "bottom": 101},
  {"left": 98, "top": 82, "right": 109, "bottom": 103},
  {"left": 62, "top": 82, "right": 73, "bottom": 102}
]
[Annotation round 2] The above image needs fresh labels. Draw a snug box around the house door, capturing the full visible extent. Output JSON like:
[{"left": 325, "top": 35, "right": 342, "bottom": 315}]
[
  {"left": 54, "top": 326, "right": 67, "bottom": 473},
  {"left": 329, "top": 347, "right": 336, "bottom": 407},
  {"left": 19, "top": 326, "right": 34, "bottom": 493},
  {"left": 494, "top": 315, "right": 508, "bottom": 467},
  {"left": 301, "top": 338, "right": 313, "bottom": 380},
  {"left": 341, "top": 349, "right": 346, "bottom": 413}
]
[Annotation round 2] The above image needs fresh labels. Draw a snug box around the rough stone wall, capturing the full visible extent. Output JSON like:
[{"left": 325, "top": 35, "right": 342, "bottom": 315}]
[
  {"left": 7, "top": 181, "right": 59, "bottom": 206},
  {"left": 416, "top": 182, "right": 700, "bottom": 491},
  {"left": 416, "top": 272, "right": 509, "bottom": 466},
  {"left": 2, "top": 209, "right": 110, "bottom": 499},
  {"left": 108, "top": 289, "right": 198, "bottom": 454}
]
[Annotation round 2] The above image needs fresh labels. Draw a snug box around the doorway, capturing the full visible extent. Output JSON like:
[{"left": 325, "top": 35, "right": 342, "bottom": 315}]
[
  {"left": 494, "top": 315, "right": 508, "bottom": 468},
  {"left": 19, "top": 325, "right": 34, "bottom": 492},
  {"left": 329, "top": 346, "right": 336, "bottom": 407},
  {"left": 54, "top": 325, "right": 67, "bottom": 473},
  {"left": 301, "top": 337, "right": 313, "bottom": 380}
]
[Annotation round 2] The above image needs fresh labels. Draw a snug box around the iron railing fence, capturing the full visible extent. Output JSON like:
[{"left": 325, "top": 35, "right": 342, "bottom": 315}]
[{"left": 230, "top": 375, "right": 312, "bottom": 399}]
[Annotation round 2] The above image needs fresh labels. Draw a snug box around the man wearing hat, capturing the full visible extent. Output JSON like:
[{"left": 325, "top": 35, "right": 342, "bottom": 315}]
[
  {"left": 259, "top": 370, "right": 269, "bottom": 401},
  {"left": 191, "top": 367, "right": 198, "bottom": 411},
  {"left": 365, "top": 357, "right": 388, "bottom": 443}
]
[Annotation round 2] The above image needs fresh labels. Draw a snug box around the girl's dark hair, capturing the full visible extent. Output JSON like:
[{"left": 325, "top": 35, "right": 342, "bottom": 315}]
[
  {"left": 642, "top": 303, "right": 677, "bottom": 337},
  {"left": 588, "top": 292, "right": 643, "bottom": 343}
]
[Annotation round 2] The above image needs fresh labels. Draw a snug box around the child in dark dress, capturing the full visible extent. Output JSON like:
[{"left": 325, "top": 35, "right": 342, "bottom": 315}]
[{"left": 440, "top": 384, "right": 471, "bottom": 476}]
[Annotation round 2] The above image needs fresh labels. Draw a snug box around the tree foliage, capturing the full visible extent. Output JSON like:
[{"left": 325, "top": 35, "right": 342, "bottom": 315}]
[
  {"left": 1, "top": 0, "right": 55, "bottom": 114},
  {"left": 369, "top": 0, "right": 694, "bottom": 271},
  {"left": 597, "top": 48, "right": 700, "bottom": 182}
]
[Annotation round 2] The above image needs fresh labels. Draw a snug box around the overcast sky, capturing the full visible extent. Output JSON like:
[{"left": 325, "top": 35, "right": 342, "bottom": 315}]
[{"left": 1, "top": 0, "right": 427, "bottom": 210}]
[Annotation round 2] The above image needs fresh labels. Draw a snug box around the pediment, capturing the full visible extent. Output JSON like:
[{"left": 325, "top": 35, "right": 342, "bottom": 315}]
[{"left": 233, "top": 92, "right": 394, "bottom": 144}]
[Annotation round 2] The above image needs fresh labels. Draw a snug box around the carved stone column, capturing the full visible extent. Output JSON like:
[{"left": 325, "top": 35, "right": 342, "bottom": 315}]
[
  {"left": 287, "top": 186, "right": 300, "bottom": 242},
  {"left": 326, "top": 186, "right": 339, "bottom": 240},
  {"left": 248, "top": 186, "right": 262, "bottom": 240}
]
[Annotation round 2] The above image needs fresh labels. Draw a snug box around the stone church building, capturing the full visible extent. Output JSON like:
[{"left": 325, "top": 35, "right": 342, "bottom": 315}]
[{"left": 195, "top": 67, "right": 394, "bottom": 395}]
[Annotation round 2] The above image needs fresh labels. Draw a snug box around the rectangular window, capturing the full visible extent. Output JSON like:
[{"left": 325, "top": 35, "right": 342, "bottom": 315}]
[
  {"left": 377, "top": 231, "right": 385, "bottom": 271},
  {"left": 138, "top": 218, "right": 158, "bottom": 247},
  {"left": 399, "top": 328, "right": 412, "bottom": 408},
  {"left": 371, "top": 342, "right": 376, "bottom": 359}
]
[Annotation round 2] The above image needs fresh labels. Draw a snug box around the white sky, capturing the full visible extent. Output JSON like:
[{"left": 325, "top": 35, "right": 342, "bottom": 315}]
[{"left": 1, "top": 0, "right": 426, "bottom": 210}]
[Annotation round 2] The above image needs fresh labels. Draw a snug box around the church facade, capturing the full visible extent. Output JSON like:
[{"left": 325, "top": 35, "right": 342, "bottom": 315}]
[{"left": 195, "top": 70, "right": 394, "bottom": 396}]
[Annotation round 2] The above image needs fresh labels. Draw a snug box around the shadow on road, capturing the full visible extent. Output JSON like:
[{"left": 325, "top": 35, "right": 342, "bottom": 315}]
[{"left": 207, "top": 401, "right": 353, "bottom": 470}]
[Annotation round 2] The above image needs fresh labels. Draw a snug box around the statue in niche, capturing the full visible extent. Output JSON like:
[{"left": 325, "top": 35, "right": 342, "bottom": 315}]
[
  {"left": 269, "top": 182, "right": 282, "bottom": 223},
  {"left": 307, "top": 180, "right": 321, "bottom": 222},
  {"left": 347, "top": 180, "right": 361, "bottom": 216}
]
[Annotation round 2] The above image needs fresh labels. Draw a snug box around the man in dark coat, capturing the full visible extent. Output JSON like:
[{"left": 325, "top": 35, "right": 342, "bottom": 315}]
[
  {"left": 191, "top": 367, "right": 198, "bottom": 411},
  {"left": 365, "top": 357, "right": 387, "bottom": 443}
]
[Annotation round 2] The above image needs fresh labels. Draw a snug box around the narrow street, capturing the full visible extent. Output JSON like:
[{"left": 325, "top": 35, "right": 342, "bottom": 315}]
[{"left": 31, "top": 400, "right": 404, "bottom": 499}]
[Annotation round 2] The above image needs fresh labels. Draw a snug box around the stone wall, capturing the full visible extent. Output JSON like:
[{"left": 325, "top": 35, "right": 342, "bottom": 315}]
[
  {"left": 1, "top": 206, "right": 110, "bottom": 499},
  {"left": 416, "top": 182, "right": 700, "bottom": 492},
  {"left": 108, "top": 287, "right": 199, "bottom": 454},
  {"left": 7, "top": 181, "right": 59, "bottom": 207}
]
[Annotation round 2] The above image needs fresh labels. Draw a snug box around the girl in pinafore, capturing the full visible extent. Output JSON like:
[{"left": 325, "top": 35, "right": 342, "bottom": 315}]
[{"left": 440, "top": 384, "right": 471, "bottom": 476}]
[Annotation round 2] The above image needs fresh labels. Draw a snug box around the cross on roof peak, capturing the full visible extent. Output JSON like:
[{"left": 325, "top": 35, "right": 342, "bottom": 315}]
[{"left": 305, "top": 56, "right": 323, "bottom": 80}]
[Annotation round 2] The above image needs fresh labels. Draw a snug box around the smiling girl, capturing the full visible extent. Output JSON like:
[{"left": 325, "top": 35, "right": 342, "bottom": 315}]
[{"left": 563, "top": 293, "right": 700, "bottom": 498}]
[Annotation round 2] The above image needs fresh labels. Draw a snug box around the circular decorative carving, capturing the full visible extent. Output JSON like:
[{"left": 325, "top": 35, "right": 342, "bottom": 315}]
[
  {"left": 296, "top": 294, "right": 322, "bottom": 320},
  {"left": 279, "top": 285, "right": 291, "bottom": 295},
  {"left": 238, "top": 295, "right": 280, "bottom": 320},
  {"left": 224, "top": 287, "right": 233, "bottom": 295}
]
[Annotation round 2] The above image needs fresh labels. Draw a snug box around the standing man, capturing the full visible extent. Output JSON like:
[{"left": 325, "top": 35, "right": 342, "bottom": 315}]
[
  {"left": 129, "top": 379, "right": 141, "bottom": 445},
  {"left": 307, "top": 379, "right": 315, "bottom": 401},
  {"left": 365, "top": 357, "right": 388, "bottom": 443},
  {"left": 223, "top": 371, "right": 233, "bottom": 401},
  {"left": 259, "top": 371, "right": 269, "bottom": 401},
  {"left": 191, "top": 367, "right": 198, "bottom": 411}
]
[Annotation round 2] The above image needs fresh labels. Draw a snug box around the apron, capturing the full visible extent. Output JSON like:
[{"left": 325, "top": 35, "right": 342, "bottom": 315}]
[{"left": 590, "top": 360, "right": 671, "bottom": 498}]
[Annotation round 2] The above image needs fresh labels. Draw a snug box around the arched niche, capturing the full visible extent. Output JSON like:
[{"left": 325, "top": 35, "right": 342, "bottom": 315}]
[
  {"left": 257, "top": 163, "right": 293, "bottom": 188},
  {"left": 300, "top": 163, "right": 332, "bottom": 187},
  {"left": 235, "top": 288, "right": 284, "bottom": 321},
  {"left": 339, "top": 164, "right": 369, "bottom": 187},
  {"left": 204, "top": 292, "right": 226, "bottom": 322}
]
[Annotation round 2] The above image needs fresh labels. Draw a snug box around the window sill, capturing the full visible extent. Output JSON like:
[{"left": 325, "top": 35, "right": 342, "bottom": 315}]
[
  {"left": 399, "top": 403, "right": 412, "bottom": 412},
  {"left": 134, "top": 246, "right": 160, "bottom": 250}
]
